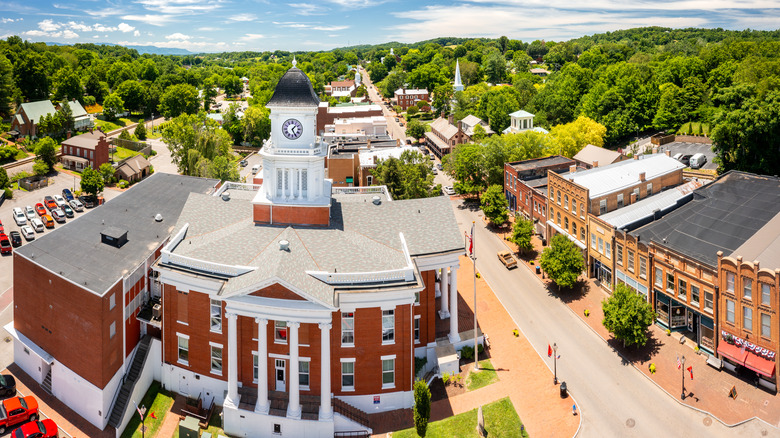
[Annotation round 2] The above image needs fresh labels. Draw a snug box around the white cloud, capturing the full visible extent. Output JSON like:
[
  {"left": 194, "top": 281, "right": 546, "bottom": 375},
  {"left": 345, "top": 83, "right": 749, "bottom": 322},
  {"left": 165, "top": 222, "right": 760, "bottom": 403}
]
[
  {"left": 288, "top": 3, "right": 328, "bottom": 15},
  {"left": 134, "top": 30, "right": 140, "bottom": 37},
  {"left": 135, "top": 0, "right": 223, "bottom": 15},
  {"left": 227, "top": 13, "right": 257, "bottom": 22},
  {"left": 67, "top": 22, "right": 92, "bottom": 32},
  {"left": 238, "top": 33, "right": 265, "bottom": 41},
  {"left": 273, "top": 21, "right": 348, "bottom": 31},
  {"left": 118, "top": 23, "right": 135, "bottom": 33},
  {"left": 1, "top": 18, "right": 22, "bottom": 23},
  {"left": 322, "top": 0, "right": 384, "bottom": 8},
  {"left": 93, "top": 23, "right": 118, "bottom": 32},
  {"left": 311, "top": 25, "right": 348, "bottom": 31},
  {"left": 198, "top": 26, "right": 221, "bottom": 31},
  {"left": 61, "top": 29, "right": 79, "bottom": 39},
  {"left": 122, "top": 14, "right": 178, "bottom": 26},
  {"left": 23, "top": 30, "right": 48, "bottom": 37},
  {"left": 38, "top": 19, "right": 61, "bottom": 32},
  {"left": 166, "top": 32, "right": 191, "bottom": 40}
]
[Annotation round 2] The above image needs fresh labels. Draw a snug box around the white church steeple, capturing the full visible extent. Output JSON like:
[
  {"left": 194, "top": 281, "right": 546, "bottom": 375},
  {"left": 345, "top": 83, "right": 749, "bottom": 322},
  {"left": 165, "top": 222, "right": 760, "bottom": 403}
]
[{"left": 454, "top": 59, "right": 464, "bottom": 92}]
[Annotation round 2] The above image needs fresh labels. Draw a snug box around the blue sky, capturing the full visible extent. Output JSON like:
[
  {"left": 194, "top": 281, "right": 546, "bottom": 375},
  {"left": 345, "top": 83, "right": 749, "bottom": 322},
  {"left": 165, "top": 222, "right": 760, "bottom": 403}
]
[{"left": 0, "top": 0, "right": 777, "bottom": 53}]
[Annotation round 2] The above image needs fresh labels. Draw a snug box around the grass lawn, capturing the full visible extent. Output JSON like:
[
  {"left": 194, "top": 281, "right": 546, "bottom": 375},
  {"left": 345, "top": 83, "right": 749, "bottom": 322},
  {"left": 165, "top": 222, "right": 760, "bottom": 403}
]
[
  {"left": 466, "top": 359, "right": 499, "bottom": 391},
  {"left": 95, "top": 119, "right": 124, "bottom": 132},
  {"left": 113, "top": 146, "right": 141, "bottom": 161},
  {"left": 171, "top": 406, "right": 225, "bottom": 438},
  {"left": 120, "top": 381, "right": 175, "bottom": 438},
  {"left": 394, "top": 397, "right": 527, "bottom": 438}
]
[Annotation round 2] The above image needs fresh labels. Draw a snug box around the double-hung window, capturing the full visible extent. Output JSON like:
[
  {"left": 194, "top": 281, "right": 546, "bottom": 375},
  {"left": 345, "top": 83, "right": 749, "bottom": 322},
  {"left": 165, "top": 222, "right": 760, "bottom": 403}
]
[
  {"left": 654, "top": 267, "right": 662, "bottom": 287},
  {"left": 726, "top": 300, "right": 735, "bottom": 324},
  {"left": 382, "top": 310, "right": 395, "bottom": 343},
  {"left": 178, "top": 335, "right": 189, "bottom": 364},
  {"left": 211, "top": 345, "right": 223, "bottom": 374},
  {"left": 382, "top": 357, "right": 395, "bottom": 388},
  {"left": 691, "top": 285, "right": 700, "bottom": 306},
  {"left": 210, "top": 299, "right": 222, "bottom": 332},
  {"left": 726, "top": 272, "right": 735, "bottom": 292},
  {"left": 341, "top": 312, "right": 354, "bottom": 346},
  {"left": 275, "top": 321, "right": 287, "bottom": 343},
  {"left": 761, "top": 314, "right": 771, "bottom": 339},
  {"left": 639, "top": 257, "right": 647, "bottom": 279},
  {"left": 743, "top": 277, "right": 752, "bottom": 300},
  {"left": 299, "top": 361, "right": 310, "bottom": 388},
  {"left": 627, "top": 250, "right": 635, "bottom": 273},
  {"left": 678, "top": 278, "right": 687, "bottom": 300},
  {"left": 761, "top": 283, "right": 771, "bottom": 306},
  {"left": 341, "top": 360, "right": 355, "bottom": 390},
  {"left": 666, "top": 273, "right": 675, "bottom": 293},
  {"left": 617, "top": 244, "right": 624, "bottom": 266},
  {"left": 743, "top": 307, "right": 753, "bottom": 331}
]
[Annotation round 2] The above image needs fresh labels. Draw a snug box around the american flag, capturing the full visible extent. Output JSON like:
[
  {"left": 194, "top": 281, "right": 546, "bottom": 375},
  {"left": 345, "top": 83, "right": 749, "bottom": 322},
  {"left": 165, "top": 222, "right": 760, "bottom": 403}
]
[{"left": 676, "top": 355, "right": 681, "bottom": 370}]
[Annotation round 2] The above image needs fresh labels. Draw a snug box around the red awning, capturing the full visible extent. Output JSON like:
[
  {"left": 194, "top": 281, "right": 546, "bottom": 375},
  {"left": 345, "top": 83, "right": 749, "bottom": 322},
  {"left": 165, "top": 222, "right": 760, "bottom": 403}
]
[
  {"left": 717, "top": 342, "right": 748, "bottom": 365},
  {"left": 744, "top": 352, "right": 776, "bottom": 378}
]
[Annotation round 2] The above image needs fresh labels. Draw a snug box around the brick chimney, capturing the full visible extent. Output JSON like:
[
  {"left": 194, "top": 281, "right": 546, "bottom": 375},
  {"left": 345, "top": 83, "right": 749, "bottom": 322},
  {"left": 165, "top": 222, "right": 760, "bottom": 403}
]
[
  {"left": 639, "top": 172, "right": 646, "bottom": 182},
  {"left": 457, "top": 121, "right": 462, "bottom": 133},
  {"left": 592, "top": 160, "right": 598, "bottom": 168},
  {"left": 569, "top": 165, "right": 577, "bottom": 173},
  {"left": 66, "top": 130, "right": 71, "bottom": 139},
  {"left": 665, "top": 150, "right": 671, "bottom": 157},
  {"left": 448, "top": 114, "right": 454, "bottom": 125}
]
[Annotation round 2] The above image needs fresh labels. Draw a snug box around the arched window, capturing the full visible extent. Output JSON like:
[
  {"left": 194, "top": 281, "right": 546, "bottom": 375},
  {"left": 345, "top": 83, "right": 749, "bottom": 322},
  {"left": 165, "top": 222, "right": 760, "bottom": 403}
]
[
  {"left": 564, "top": 194, "right": 569, "bottom": 210},
  {"left": 580, "top": 227, "right": 586, "bottom": 241},
  {"left": 564, "top": 217, "right": 569, "bottom": 231},
  {"left": 557, "top": 212, "right": 561, "bottom": 226},
  {"left": 572, "top": 222, "right": 577, "bottom": 237},
  {"left": 557, "top": 190, "right": 561, "bottom": 205}
]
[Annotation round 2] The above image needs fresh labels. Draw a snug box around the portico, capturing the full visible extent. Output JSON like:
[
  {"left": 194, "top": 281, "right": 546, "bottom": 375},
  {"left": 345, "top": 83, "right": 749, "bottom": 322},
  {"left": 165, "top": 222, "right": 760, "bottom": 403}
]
[{"left": 437, "top": 265, "right": 461, "bottom": 343}]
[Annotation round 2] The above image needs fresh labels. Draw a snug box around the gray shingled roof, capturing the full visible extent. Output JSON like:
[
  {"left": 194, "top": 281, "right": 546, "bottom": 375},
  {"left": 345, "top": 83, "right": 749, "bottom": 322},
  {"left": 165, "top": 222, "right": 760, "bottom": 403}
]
[
  {"left": 17, "top": 173, "right": 218, "bottom": 296},
  {"left": 633, "top": 171, "right": 780, "bottom": 267},
  {"left": 266, "top": 68, "right": 320, "bottom": 108},
  {"left": 166, "top": 192, "right": 464, "bottom": 305}
]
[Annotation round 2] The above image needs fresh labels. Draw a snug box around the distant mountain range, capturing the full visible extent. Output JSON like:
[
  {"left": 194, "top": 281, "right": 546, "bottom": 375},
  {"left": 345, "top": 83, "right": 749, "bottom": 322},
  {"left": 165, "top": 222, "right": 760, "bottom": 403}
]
[{"left": 45, "top": 42, "right": 194, "bottom": 55}]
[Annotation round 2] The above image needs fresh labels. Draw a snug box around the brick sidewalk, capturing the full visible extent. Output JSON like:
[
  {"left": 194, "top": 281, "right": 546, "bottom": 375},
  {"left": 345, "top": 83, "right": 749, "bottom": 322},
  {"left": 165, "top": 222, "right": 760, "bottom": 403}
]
[
  {"left": 373, "top": 255, "right": 579, "bottom": 437},
  {"left": 508, "top": 233, "right": 780, "bottom": 429}
]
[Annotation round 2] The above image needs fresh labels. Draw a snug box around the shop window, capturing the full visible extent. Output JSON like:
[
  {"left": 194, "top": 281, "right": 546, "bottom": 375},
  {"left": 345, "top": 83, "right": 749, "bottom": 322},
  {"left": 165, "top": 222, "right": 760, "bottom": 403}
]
[
  {"left": 743, "top": 307, "right": 753, "bottom": 331},
  {"left": 743, "top": 277, "right": 752, "bottom": 300},
  {"left": 726, "top": 300, "right": 735, "bottom": 324}
]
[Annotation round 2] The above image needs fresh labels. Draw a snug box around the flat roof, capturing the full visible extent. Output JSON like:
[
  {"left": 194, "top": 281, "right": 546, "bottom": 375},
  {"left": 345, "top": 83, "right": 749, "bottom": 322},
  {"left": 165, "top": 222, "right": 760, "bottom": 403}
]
[
  {"left": 564, "top": 154, "right": 684, "bottom": 198},
  {"left": 730, "top": 211, "right": 780, "bottom": 271},
  {"left": 508, "top": 155, "right": 573, "bottom": 173},
  {"left": 599, "top": 180, "right": 705, "bottom": 231},
  {"left": 633, "top": 171, "right": 780, "bottom": 267},
  {"left": 17, "top": 173, "right": 218, "bottom": 296}
]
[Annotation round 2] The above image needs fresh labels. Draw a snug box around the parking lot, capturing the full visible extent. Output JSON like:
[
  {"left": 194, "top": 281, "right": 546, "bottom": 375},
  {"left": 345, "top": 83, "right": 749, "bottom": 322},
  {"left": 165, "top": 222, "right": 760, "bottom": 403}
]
[{"left": 656, "top": 141, "right": 718, "bottom": 171}]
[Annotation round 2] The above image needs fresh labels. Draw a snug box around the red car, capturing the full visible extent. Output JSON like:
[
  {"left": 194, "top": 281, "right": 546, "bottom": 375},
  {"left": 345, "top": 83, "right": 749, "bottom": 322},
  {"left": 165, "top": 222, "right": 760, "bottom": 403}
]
[
  {"left": 0, "top": 234, "right": 11, "bottom": 255},
  {"left": 34, "top": 203, "right": 46, "bottom": 217},
  {"left": 0, "top": 396, "right": 39, "bottom": 434},
  {"left": 13, "top": 419, "right": 58, "bottom": 438},
  {"left": 0, "top": 220, "right": 4, "bottom": 234}
]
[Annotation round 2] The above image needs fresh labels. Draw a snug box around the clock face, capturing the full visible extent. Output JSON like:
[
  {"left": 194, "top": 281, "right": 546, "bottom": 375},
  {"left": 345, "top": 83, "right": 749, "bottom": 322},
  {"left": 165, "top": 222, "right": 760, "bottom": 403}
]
[{"left": 282, "top": 118, "right": 303, "bottom": 140}]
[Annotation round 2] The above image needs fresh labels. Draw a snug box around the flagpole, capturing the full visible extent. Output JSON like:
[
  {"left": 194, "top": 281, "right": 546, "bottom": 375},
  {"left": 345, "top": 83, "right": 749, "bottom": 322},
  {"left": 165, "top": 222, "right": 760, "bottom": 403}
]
[{"left": 473, "top": 220, "right": 479, "bottom": 372}]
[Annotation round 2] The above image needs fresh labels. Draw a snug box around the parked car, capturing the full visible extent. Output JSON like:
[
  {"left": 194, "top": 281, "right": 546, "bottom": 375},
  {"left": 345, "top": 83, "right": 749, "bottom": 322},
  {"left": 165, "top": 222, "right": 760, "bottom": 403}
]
[
  {"left": 43, "top": 196, "right": 57, "bottom": 211},
  {"left": 0, "top": 374, "right": 15, "bottom": 398},
  {"left": 24, "top": 206, "right": 36, "bottom": 221},
  {"left": 41, "top": 215, "right": 54, "bottom": 229},
  {"left": 69, "top": 199, "right": 84, "bottom": 212},
  {"left": 436, "top": 163, "right": 443, "bottom": 170},
  {"left": 34, "top": 203, "right": 46, "bottom": 217},
  {"left": 78, "top": 196, "right": 95, "bottom": 208},
  {"left": 20, "top": 226, "right": 34, "bottom": 241},
  {"left": 61, "top": 204, "right": 74, "bottom": 218},
  {"left": 13, "top": 419, "right": 58, "bottom": 438},
  {"left": 251, "top": 164, "right": 261, "bottom": 175},
  {"left": 689, "top": 153, "right": 707, "bottom": 169},
  {"left": 497, "top": 251, "right": 517, "bottom": 269},
  {"left": 30, "top": 219, "right": 44, "bottom": 233},
  {"left": 442, "top": 186, "right": 456, "bottom": 196},
  {"left": 0, "top": 395, "right": 39, "bottom": 434},
  {"left": 53, "top": 195, "right": 68, "bottom": 208},
  {"left": 8, "top": 231, "right": 21, "bottom": 248},
  {"left": 12, "top": 208, "right": 26, "bottom": 226},
  {"left": 0, "top": 234, "right": 11, "bottom": 254},
  {"left": 61, "top": 188, "right": 74, "bottom": 201},
  {"left": 50, "top": 209, "right": 66, "bottom": 223},
  {"left": 0, "top": 220, "right": 3, "bottom": 234},
  {"left": 239, "top": 159, "right": 248, "bottom": 167},
  {"left": 431, "top": 167, "right": 438, "bottom": 175}
]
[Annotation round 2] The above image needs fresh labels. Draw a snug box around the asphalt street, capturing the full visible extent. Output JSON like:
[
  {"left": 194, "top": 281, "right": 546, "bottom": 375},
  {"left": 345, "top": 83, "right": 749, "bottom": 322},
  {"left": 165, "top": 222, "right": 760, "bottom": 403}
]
[
  {"left": 434, "top": 172, "right": 776, "bottom": 437},
  {"left": 359, "top": 67, "right": 408, "bottom": 143}
]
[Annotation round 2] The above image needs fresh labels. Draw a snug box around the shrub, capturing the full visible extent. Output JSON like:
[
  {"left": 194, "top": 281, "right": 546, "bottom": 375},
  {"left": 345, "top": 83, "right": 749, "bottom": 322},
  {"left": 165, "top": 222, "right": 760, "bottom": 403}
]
[
  {"left": 413, "top": 380, "right": 431, "bottom": 437},
  {"left": 460, "top": 346, "right": 475, "bottom": 360},
  {"left": 10, "top": 171, "right": 31, "bottom": 182},
  {"left": 32, "top": 160, "right": 49, "bottom": 176},
  {"left": 118, "top": 179, "right": 130, "bottom": 189},
  {"left": 3, "top": 187, "right": 12, "bottom": 199}
]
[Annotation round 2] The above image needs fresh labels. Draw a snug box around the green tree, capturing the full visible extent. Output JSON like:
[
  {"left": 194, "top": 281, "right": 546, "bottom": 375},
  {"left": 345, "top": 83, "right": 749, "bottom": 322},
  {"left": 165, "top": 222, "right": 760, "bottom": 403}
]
[
  {"left": 80, "top": 166, "right": 104, "bottom": 197},
  {"left": 202, "top": 77, "right": 218, "bottom": 112},
  {"left": 207, "top": 155, "right": 240, "bottom": 182},
  {"left": 222, "top": 103, "right": 244, "bottom": 144},
  {"left": 483, "top": 50, "right": 506, "bottom": 84},
  {"left": 162, "top": 113, "right": 234, "bottom": 176},
  {"left": 407, "top": 63, "right": 447, "bottom": 92},
  {"left": 372, "top": 150, "right": 438, "bottom": 200},
  {"left": 134, "top": 121, "right": 147, "bottom": 140},
  {"left": 32, "top": 160, "right": 49, "bottom": 176},
  {"left": 118, "top": 129, "right": 131, "bottom": 141},
  {"left": 116, "top": 80, "right": 146, "bottom": 113},
  {"left": 548, "top": 116, "right": 607, "bottom": 158},
  {"left": 446, "top": 143, "right": 487, "bottom": 197},
  {"left": 381, "top": 68, "right": 407, "bottom": 98},
  {"left": 241, "top": 106, "right": 271, "bottom": 148},
  {"left": 222, "top": 75, "right": 243, "bottom": 96},
  {"left": 159, "top": 83, "right": 200, "bottom": 119},
  {"left": 432, "top": 83, "right": 454, "bottom": 115},
  {"left": 413, "top": 379, "right": 431, "bottom": 437},
  {"left": 53, "top": 68, "right": 83, "bottom": 102},
  {"left": 58, "top": 100, "right": 75, "bottom": 133},
  {"left": 99, "top": 162, "right": 115, "bottom": 185},
  {"left": 407, "top": 106, "right": 419, "bottom": 116},
  {"left": 480, "top": 184, "right": 508, "bottom": 225},
  {"left": 0, "top": 167, "right": 8, "bottom": 189},
  {"left": 0, "top": 55, "right": 14, "bottom": 118},
  {"left": 103, "top": 93, "right": 125, "bottom": 121},
  {"left": 471, "top": 124, "right": 487, "bottom": 142},
  {"left": 405, "top": 120, "right": 426, "bottom": 140},
  {"left": 539, "top": 234, "right": 585, "bottom": 289},
  {"left": 602, "top": 283, "right": 655, "bottom": 348},
  {"left": 511, "top": 217, "right": 535, "bottom": 254},
  {"left": 35, "top": 137, "right": 58, "bottom": 169}
]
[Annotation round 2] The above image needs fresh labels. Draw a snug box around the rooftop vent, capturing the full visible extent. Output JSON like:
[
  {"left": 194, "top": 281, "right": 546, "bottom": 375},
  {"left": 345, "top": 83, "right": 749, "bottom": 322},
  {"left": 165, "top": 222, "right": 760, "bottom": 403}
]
[
  {"left": 372, "top": 195, "right": 381, "bottom": 205},
  {"left": 155, "top": 213, "right": 163, "bottom": 222},
  {"left": 222, "top": 191, "right": 231, "bottom": 201},
  {"left": 279, "top": 240, "right": 290, "bottom": 251},
  {"left": 101, "top": 227, "right": 128, "bottom": 248}
]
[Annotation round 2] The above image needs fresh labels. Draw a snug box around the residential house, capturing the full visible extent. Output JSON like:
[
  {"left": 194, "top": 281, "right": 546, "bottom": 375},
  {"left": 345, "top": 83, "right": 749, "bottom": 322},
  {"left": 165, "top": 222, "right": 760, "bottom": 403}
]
[
  {"left": 11, "top": 100, "right": 56, "bottom": 137},
  {"left": 115, "top": 155, "right": 152, "bottom": 183},
  {"left": 394, "top": 88, "right": 429, "bottom": 111},
  {"left": 325, "top": 80, "right": 357, "bottom": 98},
  {"left": 61, "top": 100, "right": 92, "bottom": 131},
  {"left": 424, "top": 115, "right": 492, "bottom": 158},
  {"left": 573, "top": 144, "right": 626, "bottom": 169},
  {"left": 60, "top": 130, "right": 111, "bottom": 171}
]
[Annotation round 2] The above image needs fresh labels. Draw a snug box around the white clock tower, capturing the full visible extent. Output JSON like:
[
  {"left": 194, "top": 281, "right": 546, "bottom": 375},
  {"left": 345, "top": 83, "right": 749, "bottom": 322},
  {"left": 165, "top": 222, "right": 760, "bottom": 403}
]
[{"left": 252, "top": 61, "right": 332, "bottom": 226}]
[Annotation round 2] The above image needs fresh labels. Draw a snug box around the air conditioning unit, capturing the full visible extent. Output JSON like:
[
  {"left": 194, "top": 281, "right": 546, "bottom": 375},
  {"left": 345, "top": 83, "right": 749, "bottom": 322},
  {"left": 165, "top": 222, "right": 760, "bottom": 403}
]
[{"left": 152, "top": 304, "right": 162, "bottom": 319}]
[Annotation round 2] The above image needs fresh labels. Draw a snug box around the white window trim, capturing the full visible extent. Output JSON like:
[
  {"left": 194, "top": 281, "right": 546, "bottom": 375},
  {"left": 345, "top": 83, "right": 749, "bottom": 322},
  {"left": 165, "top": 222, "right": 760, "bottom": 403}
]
[
  {"left": 341, "top": 358, "right": 356, "bottom": 392},
  {"left": 414, "top": 315, "right": 421, "bottom": 344},
  {"left": 210, "top": 345, "right": 223, "bottom": 376},
  {"left": 381, "top": 357, "right": 396, "bottom": 389},
  {"left": 177, "top": 334, "right": 190, "bottom": 366}
]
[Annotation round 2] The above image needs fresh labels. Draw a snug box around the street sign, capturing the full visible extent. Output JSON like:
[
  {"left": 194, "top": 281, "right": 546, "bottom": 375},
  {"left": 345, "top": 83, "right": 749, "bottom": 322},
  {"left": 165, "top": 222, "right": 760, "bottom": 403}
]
[{"left": 729, "top": 386, "right": 737, "bottom": 399}]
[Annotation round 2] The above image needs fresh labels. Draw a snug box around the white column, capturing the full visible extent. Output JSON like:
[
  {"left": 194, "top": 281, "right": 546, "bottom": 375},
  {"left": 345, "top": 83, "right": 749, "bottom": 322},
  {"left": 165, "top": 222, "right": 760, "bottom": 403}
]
[
  {"left": 318, "top": 322, "right": 333, "bottom": 420},
  {"left": 297, "top": 169, "right": 303, "bottom": 198},
  {"left": 225, "top": 312, "right": 238, "bottom": 407},
  {"left": 255, "top": 318, "right": 270, "bottom": 414},
  {"left": 287, "top": 321, "right": 301, "bottom": 419},
  {"left": 448, "top": 266, "right": 460, "bottom": 343},
  {"left": 439, "top": 268, "right": 450, "bottom": 319}
]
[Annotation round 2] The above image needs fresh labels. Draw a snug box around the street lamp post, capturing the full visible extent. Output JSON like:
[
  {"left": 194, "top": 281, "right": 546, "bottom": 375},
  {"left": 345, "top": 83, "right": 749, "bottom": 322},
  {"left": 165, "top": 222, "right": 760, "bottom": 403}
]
[
  {"left": 680, "top": 355, "right": 686, "bottom": 400},
  {"left": 553, "top": 343, "right": 558, "bottom": 385}
]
